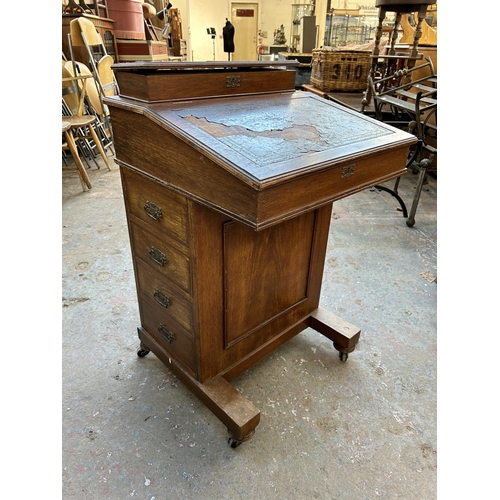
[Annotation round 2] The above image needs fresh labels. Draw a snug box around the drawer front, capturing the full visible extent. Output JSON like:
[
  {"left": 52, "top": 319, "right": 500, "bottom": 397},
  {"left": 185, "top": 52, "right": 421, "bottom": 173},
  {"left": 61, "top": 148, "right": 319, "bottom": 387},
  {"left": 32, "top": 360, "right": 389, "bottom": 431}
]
[
  {"left": 122, "top": 167, "right": 189, "bottom": 247},
  {"left": 129, "top": 220, "right": 191, "bottom": 294},
  {"left": 140, "top": 298, "right": 196, "bottom": 376},
  {"left": 135, "top": 259, "right": 193, "bottom": 333}
]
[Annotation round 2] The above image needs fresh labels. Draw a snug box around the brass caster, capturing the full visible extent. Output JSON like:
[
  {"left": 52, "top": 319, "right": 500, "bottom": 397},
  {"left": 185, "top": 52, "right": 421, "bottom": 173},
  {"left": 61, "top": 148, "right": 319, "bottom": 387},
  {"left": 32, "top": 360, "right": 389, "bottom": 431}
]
[
  {"left": 333, "top": 342, "right": 355, "bottom": 362},
  {"left": 228, "top": 437, "right": 242, "bottom": 448},
  {"left": 227, "top": 428, "right": 255, "bottom": 448}
]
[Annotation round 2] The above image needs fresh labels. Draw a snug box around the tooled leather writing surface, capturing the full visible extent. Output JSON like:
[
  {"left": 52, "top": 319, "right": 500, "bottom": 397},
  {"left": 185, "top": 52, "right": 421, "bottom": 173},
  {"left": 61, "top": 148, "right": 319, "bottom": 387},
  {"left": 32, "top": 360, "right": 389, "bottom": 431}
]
[{"left": 148, "top": 92, "right": 407, "bottom": 184}]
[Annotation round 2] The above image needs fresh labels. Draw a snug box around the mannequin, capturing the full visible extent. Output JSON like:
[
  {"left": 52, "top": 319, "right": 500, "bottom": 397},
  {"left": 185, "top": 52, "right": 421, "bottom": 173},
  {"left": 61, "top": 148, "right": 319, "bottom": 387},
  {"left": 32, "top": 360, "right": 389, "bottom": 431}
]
[{"left": 222, "top": 19, "right": 235, "bottom": 60}]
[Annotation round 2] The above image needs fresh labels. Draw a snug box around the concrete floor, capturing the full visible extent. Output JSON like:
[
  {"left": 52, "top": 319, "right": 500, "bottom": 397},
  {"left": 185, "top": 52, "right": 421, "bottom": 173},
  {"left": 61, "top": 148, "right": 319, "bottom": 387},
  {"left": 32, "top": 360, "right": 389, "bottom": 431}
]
[{"left": 62, "top": 150, "right": 437, "bottom": 499}]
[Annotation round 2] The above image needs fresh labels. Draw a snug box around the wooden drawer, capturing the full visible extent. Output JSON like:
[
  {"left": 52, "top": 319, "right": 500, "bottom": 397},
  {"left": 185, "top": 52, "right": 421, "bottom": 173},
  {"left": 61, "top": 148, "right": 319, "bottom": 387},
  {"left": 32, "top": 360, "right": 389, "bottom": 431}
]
[
  {"left": 135, "top": 259, "right": 193, "bottom": 333},
  {"left": 140, "top": 298, "right": 196, "bottom": 376},
  {"left": 129, "top": 219, "right": 191, "bottom": 294},
  {"left": 121, "top": 168, "right": 189, "bottom": 247}
]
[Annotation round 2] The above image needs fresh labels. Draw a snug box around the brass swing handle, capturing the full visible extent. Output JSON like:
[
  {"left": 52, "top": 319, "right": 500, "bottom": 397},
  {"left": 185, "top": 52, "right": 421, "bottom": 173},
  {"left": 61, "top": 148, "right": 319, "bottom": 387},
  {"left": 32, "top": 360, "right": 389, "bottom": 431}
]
[
  {"left": 158, "top": 324, "right": 175, "bottom": 343},
  {"left": 149, "top": 246, "right": 167, "bottom": 266},
  {"left": 144, "top": 200, "right": 162, "bottom": 221},
  {"left": 153, "top": 289, "right": 170, "bottom": 308}
]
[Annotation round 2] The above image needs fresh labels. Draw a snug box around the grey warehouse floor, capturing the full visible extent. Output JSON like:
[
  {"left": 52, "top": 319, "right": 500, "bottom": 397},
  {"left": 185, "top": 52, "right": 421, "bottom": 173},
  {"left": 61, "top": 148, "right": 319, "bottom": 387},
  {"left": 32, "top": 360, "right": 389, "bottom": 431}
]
[{"left": 62, "top": 151, "right": 437, "bottom": 499}]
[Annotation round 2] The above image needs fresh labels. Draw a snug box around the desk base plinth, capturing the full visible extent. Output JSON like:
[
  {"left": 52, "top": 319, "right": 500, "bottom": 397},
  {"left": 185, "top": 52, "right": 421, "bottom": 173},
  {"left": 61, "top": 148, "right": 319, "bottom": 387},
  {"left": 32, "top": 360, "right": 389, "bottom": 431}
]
[{"left": 136, "top": 307, "right": 360, "bottom": 447}]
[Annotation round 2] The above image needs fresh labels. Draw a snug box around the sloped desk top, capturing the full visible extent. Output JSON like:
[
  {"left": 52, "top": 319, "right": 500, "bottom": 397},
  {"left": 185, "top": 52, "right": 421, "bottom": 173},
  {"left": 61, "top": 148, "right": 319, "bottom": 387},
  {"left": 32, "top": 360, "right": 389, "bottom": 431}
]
[{"left": 106, "top": 91, "right": 416, "bottom": 229}]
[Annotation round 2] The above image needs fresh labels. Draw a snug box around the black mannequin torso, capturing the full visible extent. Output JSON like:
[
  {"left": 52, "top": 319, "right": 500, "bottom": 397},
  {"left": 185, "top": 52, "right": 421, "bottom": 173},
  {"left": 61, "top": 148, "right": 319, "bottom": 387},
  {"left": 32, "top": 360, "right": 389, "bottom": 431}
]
[{"left": 223, "top": 20, "right": 235, "bottom": 53}]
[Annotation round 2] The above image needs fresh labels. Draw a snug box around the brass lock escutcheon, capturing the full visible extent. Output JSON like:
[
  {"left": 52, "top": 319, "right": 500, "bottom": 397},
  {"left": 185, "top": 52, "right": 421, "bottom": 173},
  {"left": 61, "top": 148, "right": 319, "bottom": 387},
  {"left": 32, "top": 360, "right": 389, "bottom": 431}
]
[
  {"left": 149, "top": 246, "right": 167, "bottom": 266},
  {"left": 341, "top": 164, "right": 356, "bottom": 179},
  {"left": 226, "top": 75, "right": 240, "bottom": 88},
  {"left": 144, "top": 200, "right": 162, "bottom": 221},
  {"left": 158, "top": 324, "right": 175, "bottom": 343},
  {"left": 154, "top": 289, "right": 170, "bottom": 308}
]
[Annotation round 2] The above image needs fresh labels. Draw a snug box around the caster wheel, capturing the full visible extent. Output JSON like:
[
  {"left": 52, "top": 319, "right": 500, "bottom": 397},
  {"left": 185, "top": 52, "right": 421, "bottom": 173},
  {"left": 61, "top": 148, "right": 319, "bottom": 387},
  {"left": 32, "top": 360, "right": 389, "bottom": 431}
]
[
  {"left": 137, "top": 349, "right": 150, "bottom": 358},
  {"left": 339, "top": 352, "right": 348, "bottom": 362},
  {"left": 228, "top": 437, "right": 242, "bottom": 448}
]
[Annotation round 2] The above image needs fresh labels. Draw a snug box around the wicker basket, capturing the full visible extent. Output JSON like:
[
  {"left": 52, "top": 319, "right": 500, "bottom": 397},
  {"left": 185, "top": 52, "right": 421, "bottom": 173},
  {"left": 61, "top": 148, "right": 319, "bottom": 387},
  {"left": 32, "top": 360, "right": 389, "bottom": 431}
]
[{"left": 310, "top": 48, "right": 371, "bottom": 92}]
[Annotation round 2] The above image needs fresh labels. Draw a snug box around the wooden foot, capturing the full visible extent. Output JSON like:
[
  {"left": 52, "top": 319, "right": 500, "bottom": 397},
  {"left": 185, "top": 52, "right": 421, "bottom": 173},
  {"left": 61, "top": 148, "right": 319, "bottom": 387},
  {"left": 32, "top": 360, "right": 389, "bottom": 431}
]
[
  {"left": 137, "top": 327, "right": 260, "bottom": 444},
  {"left": 308, "top": 307, "right": 361, "bottom": 357}
]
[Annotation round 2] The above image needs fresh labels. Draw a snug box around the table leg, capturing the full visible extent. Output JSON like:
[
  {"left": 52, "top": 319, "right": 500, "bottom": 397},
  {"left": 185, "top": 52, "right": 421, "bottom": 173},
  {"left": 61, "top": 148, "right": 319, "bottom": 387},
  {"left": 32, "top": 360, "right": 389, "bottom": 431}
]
[{"left": 64, "top": 129, "right": 92, "bottom": 190}]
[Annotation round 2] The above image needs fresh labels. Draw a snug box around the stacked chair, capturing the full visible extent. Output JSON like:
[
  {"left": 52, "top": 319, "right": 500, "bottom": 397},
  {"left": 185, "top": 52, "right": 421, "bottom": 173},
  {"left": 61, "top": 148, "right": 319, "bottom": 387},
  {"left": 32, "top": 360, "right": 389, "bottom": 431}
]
[
  {"left": 62, "top": 72, "right": 111, "bottom": 190},
  {"left": 62, "top": 16, "right": 119, "bottom": 189}
]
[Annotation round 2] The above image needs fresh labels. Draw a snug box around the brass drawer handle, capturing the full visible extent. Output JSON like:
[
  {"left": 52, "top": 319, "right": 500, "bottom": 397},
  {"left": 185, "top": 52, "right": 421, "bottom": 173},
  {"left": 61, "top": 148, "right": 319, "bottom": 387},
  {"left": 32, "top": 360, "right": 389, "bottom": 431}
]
[
  {"left": 144, "top": 200, "right": 162, "bottom": 221},
  {"left": 158, "top": 324, "right": 175, "bottom": 343},
  {"left": 153, "top": 289, "right": 170, "bottom": 308},
  {"left": 149, "top": 246, "right": 167, "bottom": 266}
]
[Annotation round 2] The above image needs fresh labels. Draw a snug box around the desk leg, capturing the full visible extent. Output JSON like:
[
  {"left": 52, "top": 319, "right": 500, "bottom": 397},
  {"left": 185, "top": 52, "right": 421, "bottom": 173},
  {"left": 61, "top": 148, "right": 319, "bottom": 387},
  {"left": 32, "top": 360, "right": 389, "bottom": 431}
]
[
  {"left": 136, "top": 327, "right": 260, "bottom": 447},
  {"left": 308, "top": 307, "right": 361, "bottom": 361}
]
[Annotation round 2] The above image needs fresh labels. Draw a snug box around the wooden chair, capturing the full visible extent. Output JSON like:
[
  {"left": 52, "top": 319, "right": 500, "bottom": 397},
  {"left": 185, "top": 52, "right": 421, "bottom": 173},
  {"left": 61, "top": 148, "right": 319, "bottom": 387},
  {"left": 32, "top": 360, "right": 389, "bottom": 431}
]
[
  {"left": 62, "top": 72, "right": 112, "bottom": 188},
  {"left": 63, "top": 60, "right": 114, "bottom": 156},
  {"left": 361, "top": 0, "right": 436, "bottom": 112},
  {"left": 368, "top": 57, "right": 437, "bottom": 226}
]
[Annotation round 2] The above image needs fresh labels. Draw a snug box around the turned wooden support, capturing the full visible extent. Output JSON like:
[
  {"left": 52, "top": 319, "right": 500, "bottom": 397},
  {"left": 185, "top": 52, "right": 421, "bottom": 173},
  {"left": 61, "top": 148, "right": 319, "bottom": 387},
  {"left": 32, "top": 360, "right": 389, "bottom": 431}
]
[{"left": 408, "top": 5, "right": 430, "bottom": 66}]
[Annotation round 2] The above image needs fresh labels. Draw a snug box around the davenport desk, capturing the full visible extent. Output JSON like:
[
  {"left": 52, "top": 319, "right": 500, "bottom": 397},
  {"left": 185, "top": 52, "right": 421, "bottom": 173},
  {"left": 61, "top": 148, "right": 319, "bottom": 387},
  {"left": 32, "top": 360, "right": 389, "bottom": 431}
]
[{"left": 105, "top": 61, "right": 415, "bottom": 447}]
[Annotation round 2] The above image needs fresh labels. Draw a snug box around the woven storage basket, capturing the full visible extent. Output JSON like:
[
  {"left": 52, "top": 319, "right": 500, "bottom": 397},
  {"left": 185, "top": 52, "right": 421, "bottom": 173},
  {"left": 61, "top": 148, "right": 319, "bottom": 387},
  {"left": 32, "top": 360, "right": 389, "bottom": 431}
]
[{"left": 310, "top": 48, "right": 371, "bottom": 92}]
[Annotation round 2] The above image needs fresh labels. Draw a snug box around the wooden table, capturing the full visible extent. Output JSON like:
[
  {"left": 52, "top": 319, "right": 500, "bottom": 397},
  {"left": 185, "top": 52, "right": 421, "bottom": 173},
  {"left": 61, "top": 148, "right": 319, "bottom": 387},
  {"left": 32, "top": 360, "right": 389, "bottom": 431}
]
[{"left": 104, "top": 61, "right": 416, "bottom": 447}]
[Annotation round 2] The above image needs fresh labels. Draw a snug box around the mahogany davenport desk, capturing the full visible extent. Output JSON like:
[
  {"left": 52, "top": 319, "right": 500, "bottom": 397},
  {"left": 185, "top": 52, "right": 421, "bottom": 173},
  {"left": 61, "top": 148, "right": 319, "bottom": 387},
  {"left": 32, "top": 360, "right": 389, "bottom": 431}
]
[{"left": 105, "top": 61, "right": 415, "bottom": 447}]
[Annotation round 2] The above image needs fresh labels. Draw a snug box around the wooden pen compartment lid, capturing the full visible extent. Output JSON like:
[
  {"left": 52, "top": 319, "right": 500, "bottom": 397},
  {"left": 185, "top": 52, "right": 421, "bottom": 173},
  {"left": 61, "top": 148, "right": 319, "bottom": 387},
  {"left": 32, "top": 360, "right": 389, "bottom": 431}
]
[{"left": 110, "top": 61, "right": 299, "bottom": 102}]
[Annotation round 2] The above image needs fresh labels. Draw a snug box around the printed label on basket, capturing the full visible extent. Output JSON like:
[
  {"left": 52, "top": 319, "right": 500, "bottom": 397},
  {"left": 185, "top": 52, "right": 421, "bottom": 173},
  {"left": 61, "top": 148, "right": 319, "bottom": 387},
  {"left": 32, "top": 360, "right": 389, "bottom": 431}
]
[
  {"left": 311, "top": 50, "right": 371, "bottom": 92},
  {"left": 330, "top": 62, "right": 365, "bottom": 81}
]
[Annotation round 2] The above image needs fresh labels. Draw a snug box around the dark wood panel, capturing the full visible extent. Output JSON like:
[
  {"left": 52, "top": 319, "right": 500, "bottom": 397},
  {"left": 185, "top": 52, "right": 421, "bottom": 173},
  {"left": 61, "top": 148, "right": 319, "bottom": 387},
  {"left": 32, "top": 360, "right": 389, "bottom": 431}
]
[
  {"left": 190, "top": 202, "right": 333, "bottom": 383},
  {"left": 223, "top": 211, "right": 316, "bottom": 347}
]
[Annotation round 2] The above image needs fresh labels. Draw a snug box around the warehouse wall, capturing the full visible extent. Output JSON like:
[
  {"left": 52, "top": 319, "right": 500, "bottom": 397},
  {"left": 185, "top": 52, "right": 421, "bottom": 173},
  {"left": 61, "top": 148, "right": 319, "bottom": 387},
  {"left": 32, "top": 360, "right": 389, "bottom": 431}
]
[{"left": 180, "top": 0, "right": 318, "bottom": 61}]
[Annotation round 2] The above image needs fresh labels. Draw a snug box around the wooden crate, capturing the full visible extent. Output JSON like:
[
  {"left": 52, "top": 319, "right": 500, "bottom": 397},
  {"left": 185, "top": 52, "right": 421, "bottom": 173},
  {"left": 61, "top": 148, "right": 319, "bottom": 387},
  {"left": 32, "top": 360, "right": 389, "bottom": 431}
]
[
  {"left": 116, "top": 39, "right": 169, "bottom": 62},
  {"left": 310, "top": 48, "right": 371, "bottom": 92}
]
